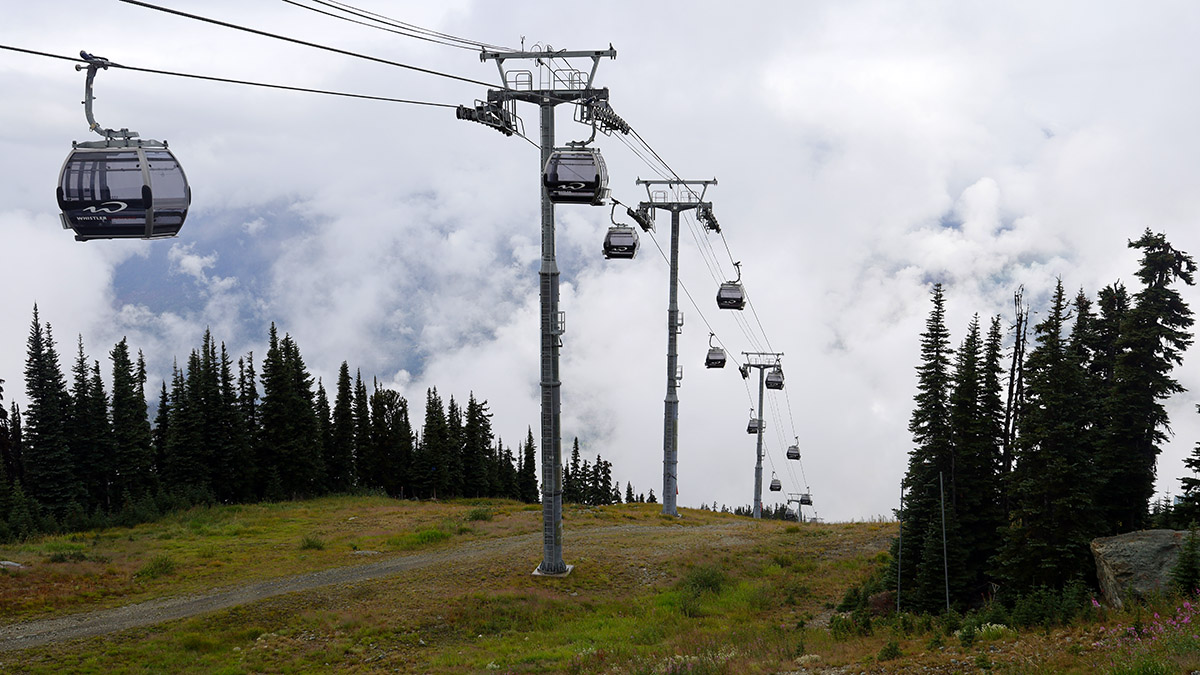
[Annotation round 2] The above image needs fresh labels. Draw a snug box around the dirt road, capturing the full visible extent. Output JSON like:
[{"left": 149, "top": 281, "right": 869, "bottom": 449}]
[{"left": 0, "top": 522, "right": 752, "bottom": 652}]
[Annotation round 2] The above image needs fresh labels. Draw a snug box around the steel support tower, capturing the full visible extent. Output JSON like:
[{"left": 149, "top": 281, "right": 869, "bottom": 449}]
[
  {"left": 742, "top": 352, "right": 783, "bottom": 519},
  {"left": 475, "top": 47, "right": 618, "bottom": 576},
  {"left": 636, "top": 179, "right": 718, "bottom": 518}
]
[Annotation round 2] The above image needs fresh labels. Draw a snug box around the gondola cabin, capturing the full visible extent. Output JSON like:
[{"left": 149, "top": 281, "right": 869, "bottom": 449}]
[
  {"left": 799, "top": 493, "right": 813, "bottom": 506},
  {"left": 747, "top": 417, "right": 762, "bottom": 434},
  {"left": 765, "top": 366, "right": 784, "bottom": 390},
  {"left": 603, "top": 225, "right": 639, "bottom": 259},
  {"left": 769, "top": 475, "right": 782, "bottom": 492},
  {"left": 57, "top": 144, "right": 190, "bottom": 241},
  {"left": 705, "top": 346, "right": 726, "bottom": 369},
  {"left": 785, "top": 507, "right": 799, "bottom": 521},
  {"left": 787, "top": 444, "right": 800, "bottom": 460},
  {"left": 543, "top": 147, "right": 608, "bottom": 205},
  {"left": 716, "top": 282, "right": 746, "bottom": 310}
]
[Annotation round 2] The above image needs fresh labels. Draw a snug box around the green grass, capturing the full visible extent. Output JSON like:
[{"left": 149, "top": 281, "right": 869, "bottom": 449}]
[{"left": 1, "top": 499, "right": 901, "bottom": 674}]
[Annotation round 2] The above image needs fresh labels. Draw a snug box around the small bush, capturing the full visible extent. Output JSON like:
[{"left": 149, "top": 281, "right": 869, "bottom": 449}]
[
  {"left": 681, "top": 565, "right": 726, "bottom": 595},
  {"left": 877, "top": 639, "right": 901, "bottom": 661},
  {"left": 136, "top": 554, "right": 176, "bottom": 580},
  {"left": 466, "top": 507, "right": 493, "bottom": 522},
  {"left": 299, "top": 535, "right": 325, "bottom": 551},
  {"left": 956, "top": 622, "right": 977, "bottom": 648}
]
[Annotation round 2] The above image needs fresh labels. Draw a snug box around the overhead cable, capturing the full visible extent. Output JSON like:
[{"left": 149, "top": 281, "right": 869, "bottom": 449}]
[
  {"left": 0, "top": 44, "right": 457, "bottom": 108},
  {"left": 119, "top": 0, "right": 499, "bottom": 89}
]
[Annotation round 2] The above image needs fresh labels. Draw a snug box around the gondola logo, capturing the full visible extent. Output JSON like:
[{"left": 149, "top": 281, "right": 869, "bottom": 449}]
[{"left": 82, "top": 201, "right": 128, "bottom": 214}]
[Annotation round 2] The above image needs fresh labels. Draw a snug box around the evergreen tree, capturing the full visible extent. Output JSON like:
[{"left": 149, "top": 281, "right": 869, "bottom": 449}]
[
  {"left": 462, "top": 394, "right": 494, "bottom": 498},
  {"left": 412, "top": 388, "right": 446, "bottom": 498},
  {"left": 258, "top": 325, "right": 324, "bottom": 499},
  {"left": 444, "top": 396, "right": 465, "bottom": 497},
  {"left": 997, "top": 280, "right": 1102, "bottom": 590},
  {"left": 0, "top": 378, "right": 10, "bottom": 530},
  {"left": 352, "top": 370, "right": 370, "bottom": 488},
  {"left": 152, "top": 381, "right": 170, "bottom": 479},
  {"left": 111, "top": 338, "right": 154, "bottom": 503},
  {"left": 625, "top": 482, "right": 635, "bottom": 504},
  {"left": 72, "top": 338, "right": 113, "bottom": 513},
  {"left": 23, "top": 307, "right": 80, "bottom": 521},
  {"left": 1180, "top": 411, "right": 1200, "bottom": 525},
  {"left": 328, "top": 362, "right": 356, "bottom": 492},
  {"left": 567, "top": 438, "right": 582, "bottom": 503},
  {"left": 519, "top": 429, "right": 538, "bottom": 503},
  {"left": 315, "top": 379, "right": 333, "bottom": 488},
  {"left": 1100, "top": 230, "right": 1195, "bottom": 532},
  {"left": 367, "top": 384, "right": 412, "bottom": 496},
  {"left": 9, "top": 403, "right": 24, "bottom": 486},
  {"left": 893, "top": 284, "right": 960, "bottom": 611},
  {"left": 234, "top": 354, "right": 261, "bottom": 499}
]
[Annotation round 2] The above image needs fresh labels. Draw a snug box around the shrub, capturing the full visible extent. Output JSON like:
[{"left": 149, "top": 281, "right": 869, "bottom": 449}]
[
  {"left": 1170, "top": 523, "right": 1199, "bottom": 596},
  {"left": 299, "top": 535, "right": 325, "bottom": 551},
  {"left": 877, "top": 639, "right": 901, "bottom": 661},
  {"left": 466, "top": 507, "right": 493, "bottom": 522},
  {"left": 681, "top": 565, "right": 726, "bottom": 596},
  {"left": 956, "top": 622, "right": 977, "bottom": 648},
  {"left": 136, "top": 554, "right": 177, "bottom": 580}
]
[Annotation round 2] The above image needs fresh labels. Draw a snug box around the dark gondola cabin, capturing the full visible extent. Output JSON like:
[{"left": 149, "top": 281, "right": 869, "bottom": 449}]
[
  {"left": 603, "top": 225, "right": 639, "bottom": 259},
  {"left": 716, "top": 282, "right": 746, "bottom": 310},
  {"left": 543, "top": 147, "right": 608, "bottom": 205},
  {"left": 765, "top": 366, "right": 784, "bottom": 390},
  {"left": 747, "top": 417, "right": 762, "bottom": 434},
  {"left": 57, "top": 144, "right": 190, "bottom": 241},
  {"left": 769, "top": 476, "right": 782, "bottom": 492},
  {"left": 799, "top": 493, "right": 813, "bottom": 506},
  {"left": 705, "top": 346, "right": 727, "bottom": 369},
  {"left": 787, "top": 444, "right": 800, "bottom": 460}
]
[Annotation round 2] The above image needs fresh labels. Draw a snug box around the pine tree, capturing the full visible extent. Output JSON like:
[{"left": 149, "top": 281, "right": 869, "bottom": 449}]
[
  {"left": 328, "top": 362, "right": 356, "bottom": 492},
  {"left": 1180, "top": 412, "right": 1200, "bottom": 525},
  {"left": 111, "top": 338, "right": 154, "bottom": 503},
  {"left": 894, "top": 284, "right": 958, "bottom": 611},
  {"left": 625, "top": 482, "right": 635, "bottom": 504},
  {"left": 350, "top": 369, "right": 367, "bottom": 485},
  {"left": 996, "top": 280, "right": 1102, "bottom": 589},
  {"left": 462, "top": 394, "right": 494, "bottom": 498},
  {"left": 72, "top": 337, "right": 113, "bottom": 513},
  {"left": 314, "top": 378, "right": 334, "bottom": 489},
  {"left": 444, "top": 397, "right": 465, "bottom": 498},
  {"left": 1100, "top": 230, "right": 1195, "bottom": 532},
  {"left": 519, "top": 430, "right": 538, "bottom": 503},
  {"left": 258, "top": 326, "right": 324, "bottom": 499},
  {"left": 23, "top": 307, "right": 80, "bottom": 521},
  {"left": 948, "top": 315, "right": 1000, "bottom": 599},
  {"left": 237, "top": 354, "right": 261, "bottom": 499}
]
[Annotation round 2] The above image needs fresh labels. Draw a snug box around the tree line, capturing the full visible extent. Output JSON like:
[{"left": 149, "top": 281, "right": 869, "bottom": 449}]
[
  {"left": 895, "top": 229, "right": 1200, "bottom": 613},
  {"left": 0, "top": 309, "right": 634, "bottom": 542}
]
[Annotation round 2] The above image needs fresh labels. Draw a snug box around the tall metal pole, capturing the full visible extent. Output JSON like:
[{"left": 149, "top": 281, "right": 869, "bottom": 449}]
[
  {"left": 940, "top": 471, "right": 949, "bottom": 610},
  {"left": 753, "top": 366, "right": 766, "bottom": 519},
  {"left": 662, "top": 209, "right": 681, "bottom": 517},
  {"left": 467, "top": 48, "right": 617, "bottom": 577},
  {"left": 536, "top": 101, "right": 568, "bottom": 576}
]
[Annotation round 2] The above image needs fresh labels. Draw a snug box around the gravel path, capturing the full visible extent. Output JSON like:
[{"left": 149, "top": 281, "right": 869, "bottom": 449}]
[{"left": 0, "top": 522, "right": 745, "bottom": 652}]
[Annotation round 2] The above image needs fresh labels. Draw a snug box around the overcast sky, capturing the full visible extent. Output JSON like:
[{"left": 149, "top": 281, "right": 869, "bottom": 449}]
[{"left": 3, "top": 1, "right": 1200, "bottom": 522}]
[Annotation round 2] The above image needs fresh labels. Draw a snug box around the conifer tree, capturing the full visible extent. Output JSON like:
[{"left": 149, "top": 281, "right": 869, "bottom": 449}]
[
  {"left": 366, "top": 384, "right": 411, "bottom": 496},
  {"left": 997, "top": 280, "right": 1102, "bottom": 589},
  {"left": 444, "top": 396, "right": 465, "bottom": 497},
  {"left": 111, "top": 338, "right": 154, "bottom": 503},
  {"left": 237, "top": 353, "right": 261, "bottom": 498},
  {"left": 893, "top": 284, "right": 959, "bottom": 611},
  {"left": 315, "top": 378, "right": 333, "bottom": 486},
  {"left": 948, "top": 316, "right": 1000, "bottom": 598},
  {"left": 462, "top": 394, "right": 494, "bottom": 498},
  {"left": 23, "top": 307, "right": 80, "bottom": 520},
  {"left": 519, "top": 429, "right": 538, "bottom": 503},
  {"left": 1100, "top": 231, "right": 1194, "bottom": 531},
  {"left": 258, "top": 326, "right": 324, "bottom": 499},
  {"left": 625, "top": 482, "right": 635, "bottom": 504},
  {"left": 72, "top": 338, "right": 113, "bottom": 513},
  {"left": 352, "top": 370, "right": 370, "bottom": 486},
  {"left": 328, "top": 362, "right": 356, "bottom": 492}
]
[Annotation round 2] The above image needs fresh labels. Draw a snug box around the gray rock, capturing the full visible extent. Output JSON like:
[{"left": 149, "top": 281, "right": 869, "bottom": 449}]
[
  {"left": 1092, "top": 529, "right": 1187, "bottom": 608},
  {"left": 0, "top": 561, "right": 24, "bottom": 570}
]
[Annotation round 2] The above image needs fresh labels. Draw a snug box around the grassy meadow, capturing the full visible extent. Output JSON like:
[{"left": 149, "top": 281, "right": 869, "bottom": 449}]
[{"left": 0, "top": 496, "right": 1196, "bottom": 673}]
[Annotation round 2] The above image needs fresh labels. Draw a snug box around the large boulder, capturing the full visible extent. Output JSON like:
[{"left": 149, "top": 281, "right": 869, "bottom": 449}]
[{"left": 1091, "top": 529, "right": 1187, "bottom": 608}]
